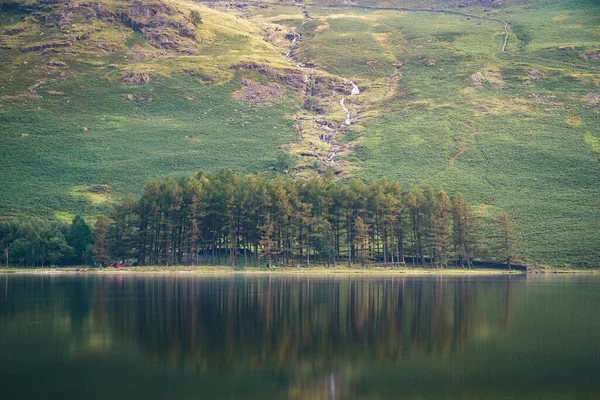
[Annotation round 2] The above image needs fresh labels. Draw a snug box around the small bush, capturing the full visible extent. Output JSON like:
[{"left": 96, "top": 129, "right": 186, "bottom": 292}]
[{"left": 190, "top": 10, "right": 202, "bottom": 27}]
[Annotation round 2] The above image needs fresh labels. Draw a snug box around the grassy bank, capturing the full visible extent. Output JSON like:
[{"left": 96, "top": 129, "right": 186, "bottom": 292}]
[
  {"left": 2, "top": 265, "right": 592, "bottom": 276},
  {"left": 1, "top": 0, "right": 599, "bottom": 267}
]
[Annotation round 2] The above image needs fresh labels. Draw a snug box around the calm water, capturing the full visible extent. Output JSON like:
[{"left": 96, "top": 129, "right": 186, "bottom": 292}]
[{"left": 0, "top": 274, "right": 599, "bottom": 399}]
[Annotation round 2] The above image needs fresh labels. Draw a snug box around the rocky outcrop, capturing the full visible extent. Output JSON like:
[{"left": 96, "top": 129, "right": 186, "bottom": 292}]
[
  {"left": 122, "top": 71, "right": 150, "bottom": 86},
  {"left": 22, "top": 40, "right": 73, "bottom": 52},
  {"left": 41, "top": 1, "right": 117, "bottom": 30},
  {"left": 119, "top": 0, "right": 198, "bottom": 55},
  {"left": 233, "top": 80, "right": 284, "bottom": 107},
  {"left": 584, "top": 51, "right": 600, "bottom": 61},
  {"left": 12, "top": 0, "right": 198, "bottom": 55},
  {"left": 231, "top": 62, "right": 305, "bottom": 91}
]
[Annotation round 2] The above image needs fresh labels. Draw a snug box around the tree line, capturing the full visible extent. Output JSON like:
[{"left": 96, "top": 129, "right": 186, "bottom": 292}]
[{"left": 1, "top": 170, "right": 520, "bottom": 269}]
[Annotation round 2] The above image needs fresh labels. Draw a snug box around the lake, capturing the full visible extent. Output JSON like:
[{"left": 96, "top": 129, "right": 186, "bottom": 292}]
[{"left": 0, "top": 273, "right": 599, "bottom": 399}]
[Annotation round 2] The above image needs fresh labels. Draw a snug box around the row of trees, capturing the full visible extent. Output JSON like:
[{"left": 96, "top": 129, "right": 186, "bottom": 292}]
[
  {"left": 1, "top": 170, "right": 520, "bottom": 269},
  {"left": 0, "top": 216, "right": 94, "bottom": 267},
  {"left": 97, "top": 170, "right": 519, "bottom": 269}
]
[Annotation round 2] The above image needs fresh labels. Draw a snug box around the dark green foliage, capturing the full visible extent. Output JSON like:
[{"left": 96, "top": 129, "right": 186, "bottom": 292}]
[
  {"left": 0, "top": 218, "right": 74, "bottom": 267},
  {"left": 189, "top": 10, "right": 202, "bottom": 27},
  {"left": 100, "top": 170, "right": 515, "bottom": 268},
  {"left": 92, "top": 216, "right": 111, "bottom": 266},
  {"left": 492, "top": 212, "right": 521, "bottom": 270},
  {"left": 65, "top": 215, "right": 94, "bottom": 264}
]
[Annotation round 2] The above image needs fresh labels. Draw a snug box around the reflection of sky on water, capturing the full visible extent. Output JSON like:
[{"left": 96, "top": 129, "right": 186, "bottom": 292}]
[{"left": 0, "top": 274, "right": 599, "bottom": 399}]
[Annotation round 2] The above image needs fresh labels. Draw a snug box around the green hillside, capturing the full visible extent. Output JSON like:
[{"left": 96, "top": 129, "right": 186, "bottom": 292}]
[{"left": 0, "top": 0, "right": 599, "bottom": 267}]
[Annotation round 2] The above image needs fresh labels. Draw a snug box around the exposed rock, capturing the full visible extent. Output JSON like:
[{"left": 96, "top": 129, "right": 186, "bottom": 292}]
[
  {"left": 529, "top": 70, "right": 545, "bottom": 80},
  {"left": 21, "top": 40, "right": 73, "bottom": 52},
  {"left": 231, "top": 62, "right": 305, "bottom": 91},
  {"left": 468, "top": 72, "right": 483, "bottom": 86},
  {"left": 584, "top": 51, "right": 600, "bottom": 61},
  {"left": 10, "top": 0, "right": 196, "bottom": 55},
  {"left": 119, "top": 0, "right": 198, "bottom": 55},
  {"left": 96, "top": 42, "right": 120, "bottom": 52},
  {"left": 467, "top": 69, "right": 504, "bottom": 88},
  {"left": 427, "top": 59, "right": 436, "bottom": 67},
  {"left": 48, "top": 59, "right": 67, "bottom": 67},
  {"left": 3, "top": 27, "right": 26, "bottom": 35},
  {"left": 263, "top": 24, "right": 299, "bottom": 48},
  {"left": 42, "top": 1, "right": 117, "bottom": 30},
  {"left": 586, "top": 93, "right": 600, "bottom": 105},
  {"left": 122, "top": 71, "right": 150, "bottom": 86},
  {"left": 233, "top": 81, "right": 284, "bottom": 107},
  {"left": 557, "top": 45, "right": 575, "bottom": 51}
]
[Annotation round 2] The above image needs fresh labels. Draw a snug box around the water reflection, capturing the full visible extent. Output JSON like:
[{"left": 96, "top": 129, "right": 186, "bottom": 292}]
[
  {"left": 88, "top": 276, "right": 518, "bottom": 369},
  {"left": 1, "top": 274, "right": 599, "bottom": 400}
]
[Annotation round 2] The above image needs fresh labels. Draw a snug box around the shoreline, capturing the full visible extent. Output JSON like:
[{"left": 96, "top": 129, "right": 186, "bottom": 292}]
[{"left": 0, "top": 266, "right": 597, "bottom": 276}]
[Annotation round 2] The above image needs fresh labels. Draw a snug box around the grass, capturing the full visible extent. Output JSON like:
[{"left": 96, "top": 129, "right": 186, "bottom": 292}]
[
  {"left": 0, "top": 71, "right": 300, "bottom": 217},
  {"left": 0, "top": 265, "right": 528, "bottom": 275},
  {"left": 0, "top": 1, "right": 302, "bottom": 217},
  {"left": 256, "top": 2, "right": 600, "bottom": 267},
  {"left": 1, "top": 0, "right": 599, "bottom": 267},
  {"left": 4, "top": 264, "right": 599, "bottom": 275}
]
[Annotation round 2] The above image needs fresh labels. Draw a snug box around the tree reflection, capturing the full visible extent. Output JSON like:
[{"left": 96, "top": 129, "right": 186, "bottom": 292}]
[{"left": 92, "top": 276, "right": 520, "bottom": 373}]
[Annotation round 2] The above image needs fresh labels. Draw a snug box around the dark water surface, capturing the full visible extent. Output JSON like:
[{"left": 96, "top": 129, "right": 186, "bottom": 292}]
[{"left": 0, "top": 274, "right": 599, "bottom": 399}]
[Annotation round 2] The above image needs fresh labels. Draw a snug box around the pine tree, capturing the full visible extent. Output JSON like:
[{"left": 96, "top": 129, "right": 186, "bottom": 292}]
[
  {"left": 452, "top": 193, "right": 477, "bottom": 268},
  {"left": 494, "top": 212, "right": 520, "bottom": 270},
  {"left": 258, "top": 212, "right": 276, "bottom": 268},
  {"left": 92, "top": 216, "right": 111, "bottom": 266},
  {"left": 354, "top": 215, "right": 369, "bottom": 268},
  {"left": 66, "top": 215, "right": 94, "bottom": 264},
  {"left": 430, "top": 189, "right": 452, "bottom": 268}
]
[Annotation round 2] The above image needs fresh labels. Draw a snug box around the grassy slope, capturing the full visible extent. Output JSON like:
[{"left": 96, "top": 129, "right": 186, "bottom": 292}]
[
  {"left": 255, "top": 0, "right": 600, "bottom": 266},
  {"left": 0, "top": 0, "right": 599, "bottom": 266},
  {"left": 0, "top": 0, "right": 301, "bottom": 218}
]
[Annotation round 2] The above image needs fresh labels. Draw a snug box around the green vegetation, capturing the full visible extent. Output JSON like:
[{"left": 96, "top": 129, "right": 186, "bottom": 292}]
[
  {"left": 257, "top": 1, "right": 600, "bottom": 267},
  {"left": 0, "top": 0, "right": 599, "bottom": 267},
  {"left": 0, "top": 214, "right": 95, "bottom": 267},
  {"left": 60, "top": 170, "right": 526, "bottom": 269}
]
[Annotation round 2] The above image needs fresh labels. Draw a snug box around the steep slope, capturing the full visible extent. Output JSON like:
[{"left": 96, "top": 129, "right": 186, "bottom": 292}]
[
  {"left": 0, "top": 0, "right": 304, "bottom": 216},
  {"left": 238, "top": 0, "right": 600, "bottom": 266},
  {"left": 0, "top": 0, "right": 599, "bottom": 266}
]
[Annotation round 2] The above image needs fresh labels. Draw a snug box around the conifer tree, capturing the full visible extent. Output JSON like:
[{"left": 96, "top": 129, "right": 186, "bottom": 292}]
[
  {"left": 259, "top": 212, "right": 276, "bottom": 268},
  {"left": 452, "top": 193, "right": 477, "bottom": 268},
  {"left": 92, "top": 216, "right": 111, "bottom": 267},
  {"left": 66, "top": 215, "right": 94, "bottom": 264},
  {"left": 494, "top": 212, "right": 520, "bottom": 270}
]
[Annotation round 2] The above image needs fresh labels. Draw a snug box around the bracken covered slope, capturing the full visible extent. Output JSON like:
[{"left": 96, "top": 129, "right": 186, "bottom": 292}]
[{"left": 0, "top": 0, "right": 599, "bottom": 267}]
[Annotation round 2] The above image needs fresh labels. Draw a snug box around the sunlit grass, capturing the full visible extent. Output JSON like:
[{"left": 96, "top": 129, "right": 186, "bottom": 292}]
[{"left": 0, "top": 0, "right": 599, "bottom": 267}]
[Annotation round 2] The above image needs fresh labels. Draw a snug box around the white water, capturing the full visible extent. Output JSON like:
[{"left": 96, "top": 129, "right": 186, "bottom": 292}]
[
  {"left": 340, "top": 98, "right": 352, "bottom": 126},
  {"left": 283, "top": 32, "right": 361, "bottom": 165},
  {"left": 350, "top": 80, "right": 360, "bottom": 95},
  {"left": 340, "top": 80, "right": 359, "bottom": 126}
]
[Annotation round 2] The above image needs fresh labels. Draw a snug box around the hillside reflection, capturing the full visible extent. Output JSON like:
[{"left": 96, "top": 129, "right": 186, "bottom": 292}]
[{"left": 93, "top": 276, "right": 520, "bottom": 371}]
